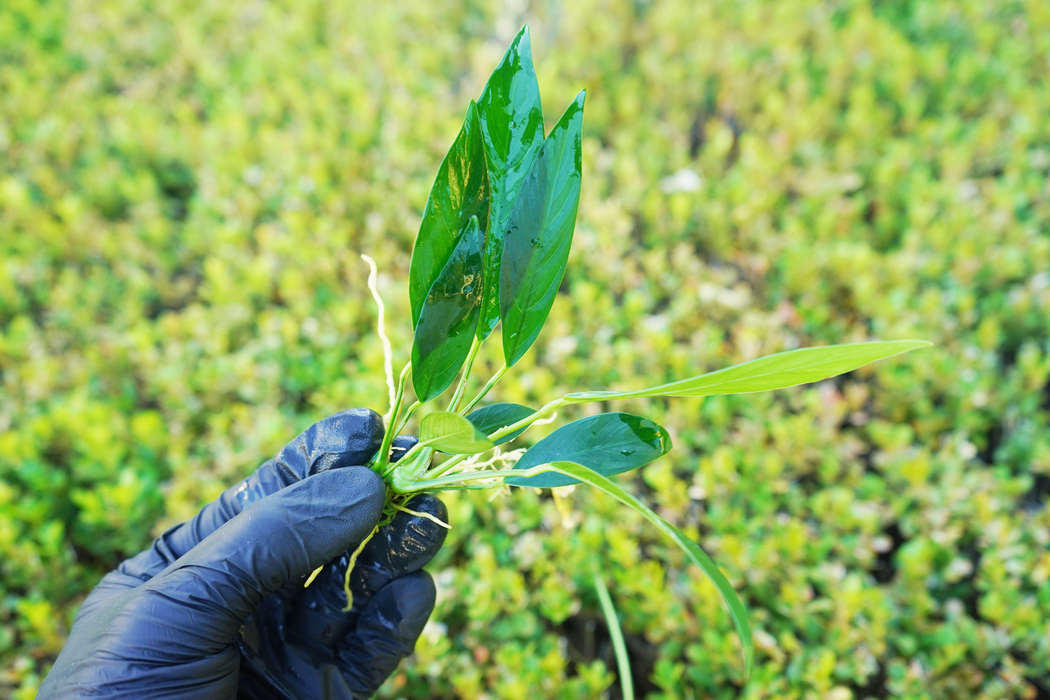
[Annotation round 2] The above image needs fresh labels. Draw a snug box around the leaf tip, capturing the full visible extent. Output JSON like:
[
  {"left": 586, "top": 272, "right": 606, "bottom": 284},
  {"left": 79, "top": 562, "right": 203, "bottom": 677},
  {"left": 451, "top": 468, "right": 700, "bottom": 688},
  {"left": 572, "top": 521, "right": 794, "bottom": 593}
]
[{"left": 892, "top": 339, "right": 934, "bottom": 353}]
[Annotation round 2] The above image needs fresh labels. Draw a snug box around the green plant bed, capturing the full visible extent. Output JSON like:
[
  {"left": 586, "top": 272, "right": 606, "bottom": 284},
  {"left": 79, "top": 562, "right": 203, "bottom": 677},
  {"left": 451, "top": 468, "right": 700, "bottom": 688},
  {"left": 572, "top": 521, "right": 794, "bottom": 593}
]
[{"left": 2, "top": 1, "right": 1050, "bottom": 698}]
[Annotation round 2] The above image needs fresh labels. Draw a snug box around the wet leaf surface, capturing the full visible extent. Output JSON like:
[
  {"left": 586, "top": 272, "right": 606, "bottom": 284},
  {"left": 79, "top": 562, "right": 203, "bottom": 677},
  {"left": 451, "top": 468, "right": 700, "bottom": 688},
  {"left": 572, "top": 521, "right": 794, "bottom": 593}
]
[
  {"left": 475, "top": 26, "right": 545, "bottom": 341},
  {"left": 411, "top": 215, "right": 484, "bottom": 402},
  {"left": 507, "top": 412, "right": 669, "bottom": 488},
  {"left": 409, "top": 101, "right": 489, "bottom": 329},
  {"left": 499, "top": 91, "right": 585, "bottom": 367}
]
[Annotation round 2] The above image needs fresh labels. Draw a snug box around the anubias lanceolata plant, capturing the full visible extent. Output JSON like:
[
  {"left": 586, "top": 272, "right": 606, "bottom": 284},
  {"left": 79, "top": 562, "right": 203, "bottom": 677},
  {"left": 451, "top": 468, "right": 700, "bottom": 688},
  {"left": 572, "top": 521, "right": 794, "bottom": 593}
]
[{"left": 351, "top": 26, "right": 929, "bottom": 678}]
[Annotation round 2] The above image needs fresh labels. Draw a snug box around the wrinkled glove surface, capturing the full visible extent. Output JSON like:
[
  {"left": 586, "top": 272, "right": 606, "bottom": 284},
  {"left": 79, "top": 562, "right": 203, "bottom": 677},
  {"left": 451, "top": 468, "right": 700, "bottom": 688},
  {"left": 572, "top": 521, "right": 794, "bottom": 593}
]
[{"left": 38, "top": 409, "right": 447, "bottom": 700}]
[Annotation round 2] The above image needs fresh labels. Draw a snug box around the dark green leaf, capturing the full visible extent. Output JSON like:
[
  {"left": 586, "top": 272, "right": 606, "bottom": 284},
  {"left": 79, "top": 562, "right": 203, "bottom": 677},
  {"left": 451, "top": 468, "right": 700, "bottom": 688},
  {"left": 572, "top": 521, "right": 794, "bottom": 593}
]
[
  {"left": 409, "top": 100, "right": 489, "bottom": 329},
  {"left": 507, "top": 411, "right": 668, "bottom": 488},
  {"left": 508, "top": 461, "right": 753, "bottom": 679},
  {"left": 475, "top": 25, "right": 545, "bottom": 341},
  {"left": 421, "top": 411, "right": 495, "bottom": 454},
  {"left": 499, "top": 90, "right": 585, "bottom": 367},
  {"left": 466, "top": 403, "right": 536, "bottom": 445},
  {"left": 564, "top": 340, "right": 932, "bottom": 402},
  {"left": 411, "top": 215, "right": 484, "bottom": 402}
]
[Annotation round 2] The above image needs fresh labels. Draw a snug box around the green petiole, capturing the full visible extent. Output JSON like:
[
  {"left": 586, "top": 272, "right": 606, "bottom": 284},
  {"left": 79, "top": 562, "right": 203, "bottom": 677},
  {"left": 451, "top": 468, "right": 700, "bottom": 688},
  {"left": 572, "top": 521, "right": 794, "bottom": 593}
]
[
  {"left": 460, "top": 363, "right": 508, "bottom": 414},
  {"left": 393, "top": 400, "right": 421, "bottom": 439},
  {"left": 372, "top": 362, "right": 411, "bottom": 474},
  {"left": 448, "top": 336, "right": 482, "bottom": 413},
  {"left": 485, "top": 397, "right": 565, "bottom": 442},
  {"left": 390, "top": 464, "right": 553, "bottom": 492}
]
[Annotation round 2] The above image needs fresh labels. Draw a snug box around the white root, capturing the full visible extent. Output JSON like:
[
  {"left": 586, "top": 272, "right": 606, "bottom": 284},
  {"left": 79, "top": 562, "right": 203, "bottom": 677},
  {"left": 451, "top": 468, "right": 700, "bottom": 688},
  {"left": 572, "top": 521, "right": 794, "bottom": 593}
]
[{"left": 361, "top": 254, "right": 396, "bottom": 422}]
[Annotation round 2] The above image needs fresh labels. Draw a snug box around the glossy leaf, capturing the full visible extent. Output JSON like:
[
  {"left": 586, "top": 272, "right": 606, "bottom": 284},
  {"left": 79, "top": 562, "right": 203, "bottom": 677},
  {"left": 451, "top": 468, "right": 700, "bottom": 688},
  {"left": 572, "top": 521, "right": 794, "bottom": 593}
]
[
  {"left": 507, "top": 412, "right": 669, "bottom": 488},
  {"left": 409, "top": 101, "right": 489, "bottom": 329},
  {"left": 508, "top": 460, "right": 753, "bottom": 679},
  {"left": 466, "top": 403, "right": 536, "bottom": 445},
  {"left": 420, "top": 411, "right": 495, "bottom": 454},
  {"left": 475, "top": 25, "right": 545, "bottom": 341},
  {"left": 499, "top": 91, "right": 585, "bottom": 367},
  {"left": 411, "top": 215, "right": 484, "bottom": 402},
  {"left": 564, "top": 340, "right": 932, "bottom": 402}
]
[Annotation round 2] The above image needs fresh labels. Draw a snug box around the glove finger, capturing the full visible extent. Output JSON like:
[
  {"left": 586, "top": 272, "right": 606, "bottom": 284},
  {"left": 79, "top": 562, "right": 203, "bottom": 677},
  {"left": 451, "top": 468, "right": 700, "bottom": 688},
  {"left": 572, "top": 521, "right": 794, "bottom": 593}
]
[
  {"left": 136, "top": 467, "right": 386, "bottom": 657},
  {"left": 335, "top": 570, "right": 436, "bottom": 699},
  {"left": 285, "top": 492, "right": 447, "bottom": 652},
  {"left": 118, "top": 409, "right": 384, "bottom": 582}
]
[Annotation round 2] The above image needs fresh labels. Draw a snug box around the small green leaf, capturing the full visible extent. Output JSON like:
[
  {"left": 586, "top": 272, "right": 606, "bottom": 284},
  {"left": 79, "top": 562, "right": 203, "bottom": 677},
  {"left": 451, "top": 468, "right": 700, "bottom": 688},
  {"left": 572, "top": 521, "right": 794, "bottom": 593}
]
[
  {"left": 509, "top": 460, "right": 753, "bottom": 679},
  {"left": 564, "top": 340, "right": 931, "bottom": 402},
  {"left": 466, "top": 403, "right": 536, "bottom": 445},
  {"left": 500, "top": 90, "right": 585, "bottom": 367},
  {"left": 507, "top": 412, "right": 669, "bottom": 488},
  {"left": 476, "top": 25, "right": 545, "bottom": 341},
  {"left": 420, "top": 411, "right": 495, "bottom": 455},
  {"left": 411, "top": 215, "right": 484, "bottom": 402},
  {"left": 409, "top": 100, "right": 489, "bottom": 329}
]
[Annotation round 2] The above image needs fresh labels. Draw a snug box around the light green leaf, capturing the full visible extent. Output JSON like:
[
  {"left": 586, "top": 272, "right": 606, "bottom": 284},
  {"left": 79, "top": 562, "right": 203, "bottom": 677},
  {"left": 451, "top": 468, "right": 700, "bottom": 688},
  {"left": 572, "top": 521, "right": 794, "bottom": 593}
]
[
  {"left": 420, "top": 411, "right": 496, "bottom": 455},
  {"left": 564, "top": 340, "right": 931, "bottom": 402},
  {"left": 507, "top": 460, "right": 753, "bottom": 679}
]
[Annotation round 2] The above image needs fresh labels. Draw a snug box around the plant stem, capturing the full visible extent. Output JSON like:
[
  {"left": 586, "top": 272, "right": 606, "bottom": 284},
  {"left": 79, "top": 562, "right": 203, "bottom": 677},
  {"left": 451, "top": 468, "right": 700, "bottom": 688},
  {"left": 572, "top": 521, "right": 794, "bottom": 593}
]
[
  {"left": 487, "top": 397, "right": 565, "bottom": 442},
  {"left": 381, "top": 441, "right": 436, "bottom": 479},
  {"left": 372, "top": 363, "right": 411, "bottom": 474},
  {"left": 592, "top": 561, "right": 634, "bottom": 700},
  {"left": 392, "top": 463, "right": 561, "bottom": 492},
  {"left": 389, "top": 362, "right": 411, "bottom": 424},
  {"left": 394, "top": 400, "right": 422, "bottom": 437},
  {"left": 447, "top": 336, "right": 482, "bottom": 412},
  {"left": 460, "top": 363, "right": 508, "bottom": 414},
  {"left": 425, "top": 453, "right": 468, "bottom": 479}
]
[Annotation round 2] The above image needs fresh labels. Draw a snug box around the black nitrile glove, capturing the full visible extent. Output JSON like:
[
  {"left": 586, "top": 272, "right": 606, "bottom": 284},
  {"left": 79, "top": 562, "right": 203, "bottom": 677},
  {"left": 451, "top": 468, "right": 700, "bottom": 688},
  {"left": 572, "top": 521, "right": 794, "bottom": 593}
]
[{"left": 38, "top": 409, "right": 448, "bottom": 700}]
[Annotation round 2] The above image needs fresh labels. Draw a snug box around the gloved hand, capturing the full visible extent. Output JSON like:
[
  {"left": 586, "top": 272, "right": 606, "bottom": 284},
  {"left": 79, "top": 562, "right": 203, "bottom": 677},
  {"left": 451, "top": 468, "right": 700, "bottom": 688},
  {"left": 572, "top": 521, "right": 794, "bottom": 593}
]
[{"left": 38, "top": 409, "right": 448, "bottom": 700}]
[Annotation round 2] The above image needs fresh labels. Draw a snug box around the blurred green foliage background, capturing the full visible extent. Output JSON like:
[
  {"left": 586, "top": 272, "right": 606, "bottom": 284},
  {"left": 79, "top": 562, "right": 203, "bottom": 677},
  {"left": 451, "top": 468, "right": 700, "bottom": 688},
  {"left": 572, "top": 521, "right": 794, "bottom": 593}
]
[{"left": 2, "top": 0, "right": 1050, "bottom": 698}]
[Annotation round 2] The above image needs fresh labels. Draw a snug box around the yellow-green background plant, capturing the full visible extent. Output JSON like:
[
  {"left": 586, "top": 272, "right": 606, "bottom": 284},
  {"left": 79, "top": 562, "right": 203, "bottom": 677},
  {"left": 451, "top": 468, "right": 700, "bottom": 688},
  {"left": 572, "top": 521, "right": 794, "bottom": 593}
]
[{"left": 2, "top": 1, "right": 1049, "bottom": 698}]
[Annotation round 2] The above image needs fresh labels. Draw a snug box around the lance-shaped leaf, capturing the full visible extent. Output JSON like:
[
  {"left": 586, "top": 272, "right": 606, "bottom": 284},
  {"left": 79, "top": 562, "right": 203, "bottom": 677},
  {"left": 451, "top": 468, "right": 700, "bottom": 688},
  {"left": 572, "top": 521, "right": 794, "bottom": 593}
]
[
  {"left": 507, "top": 412, "right": 669, "bottom": 488},
  {"left": 500, "top": 90, "right": 585, "bottom": 367},
  {"left": 411, "top": 216, "right": 484, "bottom": 402},
  {"left": 466, "top": 402, "right": 536, "bottom": 445},
  {"left": 421, "top": 411, "right": 495, "bottom": 455},
  {"left": 409, "top": 100, "right": 489, "bottom": 329},
  {"left": 563, "top": 340, "right": 931, "bottom": 403},
  {"left": 475, "top": 25, "right": 545, "bottom": 341},
  {"left": 505, "top": 460, "right": 753, "bottom": 679}
]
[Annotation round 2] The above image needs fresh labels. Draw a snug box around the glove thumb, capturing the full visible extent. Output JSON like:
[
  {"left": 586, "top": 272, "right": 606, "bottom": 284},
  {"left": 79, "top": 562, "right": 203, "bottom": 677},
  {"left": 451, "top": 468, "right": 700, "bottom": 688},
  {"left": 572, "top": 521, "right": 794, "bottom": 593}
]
[{"left": 129, "top": 467, "right": 386, "bottom": 658}]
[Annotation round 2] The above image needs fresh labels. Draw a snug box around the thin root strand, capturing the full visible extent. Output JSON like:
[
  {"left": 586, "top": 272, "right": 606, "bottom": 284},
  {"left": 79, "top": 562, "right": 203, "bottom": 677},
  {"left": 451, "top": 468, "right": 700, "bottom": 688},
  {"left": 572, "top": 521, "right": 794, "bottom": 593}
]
[
  {"left": 342, "top": 525, "right": 379, "bottom": 612},
  {"left": 392, "top": 504, "right": 452, "bottom": 529}
]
